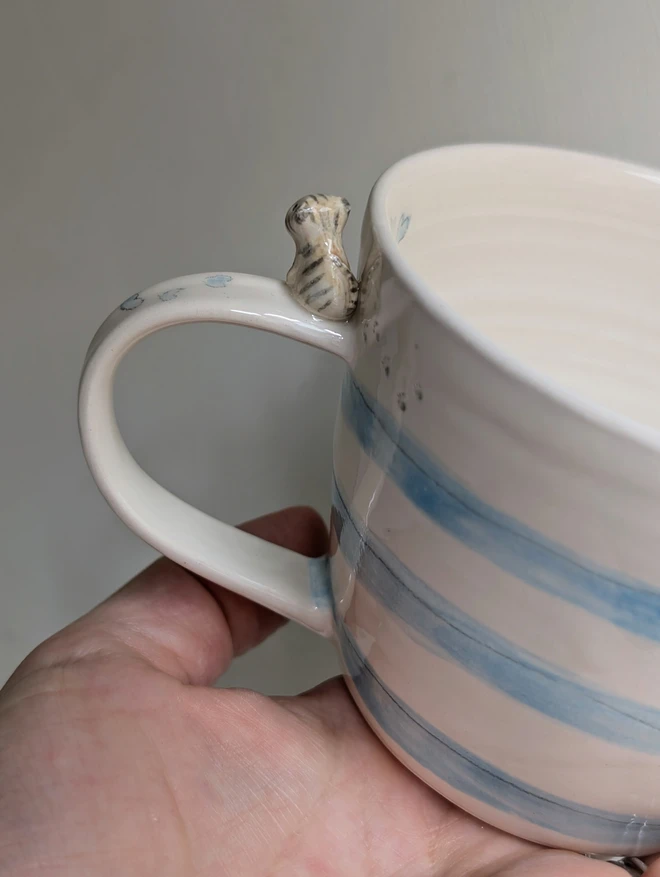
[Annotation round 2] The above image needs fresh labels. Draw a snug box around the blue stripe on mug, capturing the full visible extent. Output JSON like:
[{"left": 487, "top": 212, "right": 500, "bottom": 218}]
[
  {"left": 309, "top": 555, "right": 332, "bottom": 609},
  {"left": 341, "top": 374, "right": 660, "bottom": 642},
  {"left": 332, "top": 480, "right": 660, "bottom": 753},
  {"left": 335, "top": 616, "right": 660, "bottom": 848}
]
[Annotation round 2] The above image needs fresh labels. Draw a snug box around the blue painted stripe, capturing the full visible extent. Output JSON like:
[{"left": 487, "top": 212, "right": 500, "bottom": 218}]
[
  {"left": 335, "top": 615, "right": 659, "bottom": 848},
  {"left": 332, "top": 480, "right": 660, "bottom": 753},
  {"left": 341, "top": 374, "right": 660, "bottom": 641},
  {"left": 308, "top": 555, "right": 331, "bottom": 608}
]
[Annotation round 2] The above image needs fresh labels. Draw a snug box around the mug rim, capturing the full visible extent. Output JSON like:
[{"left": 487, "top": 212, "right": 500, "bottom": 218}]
[{"left": 370, "top": 142, "right": 660, "bottom": 454}]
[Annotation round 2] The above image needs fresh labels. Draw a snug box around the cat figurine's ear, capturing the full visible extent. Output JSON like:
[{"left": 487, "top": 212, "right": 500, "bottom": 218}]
[{"left": 285, "top": 194, "right": 359, "bottom": 321}]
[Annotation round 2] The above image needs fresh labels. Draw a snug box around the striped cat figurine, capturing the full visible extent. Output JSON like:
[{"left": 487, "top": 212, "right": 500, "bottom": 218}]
[{"left": 285, "top": 194, "right": 359, "bottom": 321}]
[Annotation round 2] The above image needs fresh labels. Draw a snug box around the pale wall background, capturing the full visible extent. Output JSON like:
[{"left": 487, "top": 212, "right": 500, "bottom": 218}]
[{"left": 2, "top": 0, "right": 660, "bottom": 688}]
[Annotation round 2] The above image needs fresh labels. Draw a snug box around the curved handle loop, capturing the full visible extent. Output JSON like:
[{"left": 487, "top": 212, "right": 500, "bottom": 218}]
[{"left": 79, "top": 272, "right": 355, "bottom": 636}]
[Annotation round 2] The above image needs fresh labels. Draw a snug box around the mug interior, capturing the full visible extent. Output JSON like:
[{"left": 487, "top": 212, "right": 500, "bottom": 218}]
[{"left": 375, "top": 145, "right": 660, "bottom": 432}]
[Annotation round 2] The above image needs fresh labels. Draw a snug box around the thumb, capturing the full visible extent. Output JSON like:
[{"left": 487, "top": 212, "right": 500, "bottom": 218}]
[{"left": 10, "top": 506, "right": 328, "bottom": 687}]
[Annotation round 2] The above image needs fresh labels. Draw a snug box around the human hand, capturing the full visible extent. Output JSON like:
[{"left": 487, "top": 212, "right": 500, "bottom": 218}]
[{"left": 0, "top": 508, "right": 638, "bottom": 876}]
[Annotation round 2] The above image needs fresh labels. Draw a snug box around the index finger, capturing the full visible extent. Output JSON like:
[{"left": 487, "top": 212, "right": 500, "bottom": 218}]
[{"left": 10, "top": 506, "right": 328, "bottom": 688}]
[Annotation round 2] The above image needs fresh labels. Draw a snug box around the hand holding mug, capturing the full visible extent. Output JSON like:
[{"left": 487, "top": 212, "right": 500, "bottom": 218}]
[{"left": 0, "top": 508, "right": 632, "bottom": 876}]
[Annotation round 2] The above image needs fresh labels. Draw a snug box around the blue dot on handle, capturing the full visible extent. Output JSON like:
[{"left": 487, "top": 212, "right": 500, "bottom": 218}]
[
  {"left": 158, "top": 287, "right": 184, "bottom": 302},
  {"left": 120, "top": 293, "right": 144, "bottom": 311},
  {"left": 204, "top": 274, "right": 233, "bottom": 288}
]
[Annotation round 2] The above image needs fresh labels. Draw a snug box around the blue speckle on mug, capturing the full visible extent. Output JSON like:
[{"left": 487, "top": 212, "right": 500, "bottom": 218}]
[
  {"left": 120, "top": 293, "right": 144, "bottom": 311},
  {"left": 205, "top": 274, "right": 233, "bottom": 288},
  {"left": 158, "top": 287, "right": 184, "bottom": 302},
  {"left": 396, "top": 214, "right": 411, "bottom": 243}
]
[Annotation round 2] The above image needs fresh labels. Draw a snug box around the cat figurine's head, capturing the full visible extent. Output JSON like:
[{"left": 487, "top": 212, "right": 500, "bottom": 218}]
[{"left": 285, "top": 194, "right": 351, "bottom": 243}]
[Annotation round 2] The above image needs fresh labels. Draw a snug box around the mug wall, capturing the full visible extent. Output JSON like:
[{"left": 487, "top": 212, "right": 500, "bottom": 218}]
[
  {"left": 4, "top": 0, "right": 660, "bottom": 689},
  {"left": 330, "top": 260, "right": 660, "bottom": 851}
]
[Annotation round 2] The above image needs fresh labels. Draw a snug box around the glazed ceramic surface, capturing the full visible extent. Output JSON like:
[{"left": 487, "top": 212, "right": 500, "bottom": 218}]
[{"left": 79, "top": 145, "right": 660, "bottom": 857}]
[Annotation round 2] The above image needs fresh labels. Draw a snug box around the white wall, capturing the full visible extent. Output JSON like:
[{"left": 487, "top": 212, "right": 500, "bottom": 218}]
[{"left": 2, "top": 0, "right": 660, "bottom": 689}]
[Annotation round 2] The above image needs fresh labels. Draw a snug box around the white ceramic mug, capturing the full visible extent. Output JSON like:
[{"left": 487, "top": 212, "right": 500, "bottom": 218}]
[{"left": 79, "top": 145, "right": 660, "bottom": 859}]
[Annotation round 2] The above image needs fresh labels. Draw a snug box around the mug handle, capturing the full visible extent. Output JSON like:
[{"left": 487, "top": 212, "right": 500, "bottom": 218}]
[{"left": 78, "top": 272, "right": 356, "bottom": 637}]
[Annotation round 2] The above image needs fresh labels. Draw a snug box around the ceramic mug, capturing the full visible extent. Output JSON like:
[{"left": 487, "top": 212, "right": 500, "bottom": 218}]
[{"left": 79, "top": 144, "right": 660, "bottom": 860}]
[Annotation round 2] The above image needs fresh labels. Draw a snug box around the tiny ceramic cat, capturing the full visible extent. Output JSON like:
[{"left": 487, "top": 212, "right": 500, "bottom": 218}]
[{"left": 285, "top": 194, "right": 359, "bottom": 321}]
